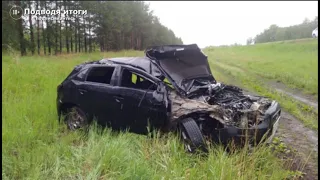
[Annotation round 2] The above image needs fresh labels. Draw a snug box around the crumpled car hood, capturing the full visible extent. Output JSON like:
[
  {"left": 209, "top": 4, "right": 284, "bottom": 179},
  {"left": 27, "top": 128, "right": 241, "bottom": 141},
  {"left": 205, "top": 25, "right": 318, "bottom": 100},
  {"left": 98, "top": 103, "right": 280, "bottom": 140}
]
[{"left": 145, "top": 44, "right": 216, "bottom": 93}]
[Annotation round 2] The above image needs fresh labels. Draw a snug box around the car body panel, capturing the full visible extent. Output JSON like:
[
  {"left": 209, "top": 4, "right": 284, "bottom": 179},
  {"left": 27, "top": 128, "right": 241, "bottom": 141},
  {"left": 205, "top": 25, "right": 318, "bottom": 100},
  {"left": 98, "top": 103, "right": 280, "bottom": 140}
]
[
  {"left": 114, "top": 66, "right": 169, "bottom": 134},
  {"left": 57, "top": 62, "right": 171, "bottom": 134},
  {"left": 145, "top": 44, "right": 216, "bottom": 94}
]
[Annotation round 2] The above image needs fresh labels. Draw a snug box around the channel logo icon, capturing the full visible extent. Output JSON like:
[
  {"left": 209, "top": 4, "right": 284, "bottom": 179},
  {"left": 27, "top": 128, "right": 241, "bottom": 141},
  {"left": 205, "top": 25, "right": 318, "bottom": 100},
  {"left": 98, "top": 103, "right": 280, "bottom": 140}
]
[{"left": 10, "top": 5, "right": 23, "bottom": 20}]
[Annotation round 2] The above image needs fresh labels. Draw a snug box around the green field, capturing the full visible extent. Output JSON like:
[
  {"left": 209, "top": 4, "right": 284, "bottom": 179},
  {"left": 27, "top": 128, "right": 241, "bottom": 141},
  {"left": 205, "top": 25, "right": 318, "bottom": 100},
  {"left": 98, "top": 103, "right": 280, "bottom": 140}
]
[
  {"left": 204, "top": 39, "right": 318, "bottom": 130},
  {"left": 206, "top": 39, "right": 318, "bottom": 97},
  {"left": 2, "top": 52, "right": 301, "bottom": 179}
]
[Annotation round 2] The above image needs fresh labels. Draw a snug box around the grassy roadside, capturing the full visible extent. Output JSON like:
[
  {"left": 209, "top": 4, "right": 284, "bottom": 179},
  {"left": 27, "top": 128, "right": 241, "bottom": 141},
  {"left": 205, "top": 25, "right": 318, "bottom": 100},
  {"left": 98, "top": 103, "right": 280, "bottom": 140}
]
[
  {"left": 2, "top": 52, "right": 297, "bottom": 179},
  {"left": 205, "top": 38, "right": 318, "bottom": 99}
]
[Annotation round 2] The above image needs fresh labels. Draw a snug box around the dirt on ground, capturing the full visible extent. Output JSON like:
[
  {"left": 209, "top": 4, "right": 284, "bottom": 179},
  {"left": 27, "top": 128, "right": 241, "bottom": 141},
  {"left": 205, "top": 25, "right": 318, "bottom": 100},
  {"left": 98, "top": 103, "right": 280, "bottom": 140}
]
[
  {"left": 278, "top": 111, "right": 318, "bottom": 180},
  {"left": 242, "top": 90, "right": 318, "bottom": 180},
  {"left": 267, "top": 81, "right": 318, "bottom": 110},
  {"left": 263, "top": 81, "right": 318, "bottom": 179}
]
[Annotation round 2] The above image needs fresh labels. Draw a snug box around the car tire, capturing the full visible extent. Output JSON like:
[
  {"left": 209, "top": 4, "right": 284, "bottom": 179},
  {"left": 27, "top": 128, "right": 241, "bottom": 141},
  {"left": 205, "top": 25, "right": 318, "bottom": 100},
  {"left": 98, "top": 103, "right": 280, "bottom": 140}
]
[
  {"left": 179, "top": 118, "right": 208, "bottom": 153},
  {"left": 64, "top": 106, "right": 89, "bottom": 131}
]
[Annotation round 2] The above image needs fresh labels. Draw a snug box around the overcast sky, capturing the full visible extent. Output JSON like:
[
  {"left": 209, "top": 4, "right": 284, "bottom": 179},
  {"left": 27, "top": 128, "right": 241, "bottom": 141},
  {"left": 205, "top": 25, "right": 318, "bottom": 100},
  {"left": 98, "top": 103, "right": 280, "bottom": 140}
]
[{"left": 147, "top": 1, "right": 318, "bottom": 48}]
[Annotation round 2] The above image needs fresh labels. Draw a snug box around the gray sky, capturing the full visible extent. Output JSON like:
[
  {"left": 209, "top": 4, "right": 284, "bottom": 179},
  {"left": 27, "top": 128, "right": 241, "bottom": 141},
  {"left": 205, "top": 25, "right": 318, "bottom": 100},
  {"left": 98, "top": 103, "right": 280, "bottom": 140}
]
[{"left": 147, "top": 1, "right": 318, "bottom": 48}]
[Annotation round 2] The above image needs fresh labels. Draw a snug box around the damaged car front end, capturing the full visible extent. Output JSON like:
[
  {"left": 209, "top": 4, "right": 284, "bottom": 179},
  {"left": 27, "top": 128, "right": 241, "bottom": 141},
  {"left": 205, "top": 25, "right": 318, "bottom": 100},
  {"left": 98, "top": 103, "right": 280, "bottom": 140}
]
[{"left": 145, "top": 44, "right": 281, "bottom": 149}]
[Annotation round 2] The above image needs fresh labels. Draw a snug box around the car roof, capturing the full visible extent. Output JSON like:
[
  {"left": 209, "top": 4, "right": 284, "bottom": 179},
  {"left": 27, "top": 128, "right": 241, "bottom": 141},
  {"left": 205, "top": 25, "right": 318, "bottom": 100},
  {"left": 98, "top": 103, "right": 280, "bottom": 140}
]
[
  {"left": 79, "top": 56, "right": 164, "bottom": 78},
  {"left": 104, "top": 57, "right": 163, "bottom": 77}
]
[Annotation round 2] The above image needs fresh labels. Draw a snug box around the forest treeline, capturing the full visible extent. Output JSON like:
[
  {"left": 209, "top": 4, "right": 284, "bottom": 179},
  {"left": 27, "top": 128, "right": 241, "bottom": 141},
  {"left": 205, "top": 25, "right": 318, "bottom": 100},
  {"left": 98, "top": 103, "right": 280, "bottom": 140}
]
[
  {"left": 247, "top": 16, "right": 318, "bottom": 44},
  {"left": 2, "top": 1, "right": 183, "bottom": 56}
]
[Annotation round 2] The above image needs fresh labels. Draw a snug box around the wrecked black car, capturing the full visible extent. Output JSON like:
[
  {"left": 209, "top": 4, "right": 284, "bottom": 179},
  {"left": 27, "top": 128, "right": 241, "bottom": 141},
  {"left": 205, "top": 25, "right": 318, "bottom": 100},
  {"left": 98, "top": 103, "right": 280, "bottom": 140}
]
[{"left": 57, "top": 44, "right": 281, "bottom": 152}]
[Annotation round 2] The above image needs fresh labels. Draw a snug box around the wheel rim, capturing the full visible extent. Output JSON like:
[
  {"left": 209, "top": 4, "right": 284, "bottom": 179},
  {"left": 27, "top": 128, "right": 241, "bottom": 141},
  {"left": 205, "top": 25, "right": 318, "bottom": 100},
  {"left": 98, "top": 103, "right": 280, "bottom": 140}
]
[
  {"left": 181, "top": 130, "right": 193, "bottom": 152},
  {"left": 66, "top": 108, "right": 86, "bottom": 130}
]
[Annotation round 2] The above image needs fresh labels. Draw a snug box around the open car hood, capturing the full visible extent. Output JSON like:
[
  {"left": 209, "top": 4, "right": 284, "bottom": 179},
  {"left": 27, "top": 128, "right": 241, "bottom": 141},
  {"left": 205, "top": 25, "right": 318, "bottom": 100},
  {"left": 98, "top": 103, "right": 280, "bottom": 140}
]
[{"left": 145, "top": 44, "right": 216, "bottom": 94}]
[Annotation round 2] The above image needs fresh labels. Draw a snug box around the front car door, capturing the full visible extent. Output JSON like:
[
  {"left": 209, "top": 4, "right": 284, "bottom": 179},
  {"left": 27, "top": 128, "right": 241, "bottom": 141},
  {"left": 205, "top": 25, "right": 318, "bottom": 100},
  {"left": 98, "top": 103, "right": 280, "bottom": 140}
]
[{"left": 113, "top": 66, "right": 169, "bottom": 134}]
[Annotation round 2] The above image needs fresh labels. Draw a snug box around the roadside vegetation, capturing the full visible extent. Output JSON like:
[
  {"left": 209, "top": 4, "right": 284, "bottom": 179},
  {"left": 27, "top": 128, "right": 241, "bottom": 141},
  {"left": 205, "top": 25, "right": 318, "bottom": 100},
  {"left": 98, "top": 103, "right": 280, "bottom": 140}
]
[
  {"left": 245, "top": 16, "right": 317, "bottom": 44},
  {"left": 3, "top": 52, "right": 302, "bottom": 179},
  {"left": 2, "top": 1, "right": 183, "bottom": 56}
]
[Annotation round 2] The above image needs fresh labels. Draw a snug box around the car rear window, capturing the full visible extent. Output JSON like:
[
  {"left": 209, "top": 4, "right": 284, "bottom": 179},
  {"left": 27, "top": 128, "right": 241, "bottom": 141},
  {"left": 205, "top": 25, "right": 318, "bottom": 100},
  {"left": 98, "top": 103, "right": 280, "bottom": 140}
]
[{"left": 86, "top": 66, "right": 115, "bottom": 84}]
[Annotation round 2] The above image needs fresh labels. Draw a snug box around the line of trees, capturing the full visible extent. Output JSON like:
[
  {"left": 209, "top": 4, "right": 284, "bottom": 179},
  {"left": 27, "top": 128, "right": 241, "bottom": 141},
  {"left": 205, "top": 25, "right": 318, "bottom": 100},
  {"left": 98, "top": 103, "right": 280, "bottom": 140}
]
[
  {"left": 247, "top": 16, "right": 318, "bottom": 44},
  {"left": 2, "top": 1, "right": 183, "bottom": 56}
]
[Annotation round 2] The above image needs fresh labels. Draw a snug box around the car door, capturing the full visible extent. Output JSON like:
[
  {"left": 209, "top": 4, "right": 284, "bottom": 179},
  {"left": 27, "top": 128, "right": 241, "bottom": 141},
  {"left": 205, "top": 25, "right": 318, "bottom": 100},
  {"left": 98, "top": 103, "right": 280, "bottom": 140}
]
[
  {"left": 113, "top": 67, "right": 169, "bottom": 134},
  {"left": 77, "top": 65, "right": 121, "bottom": 127}
]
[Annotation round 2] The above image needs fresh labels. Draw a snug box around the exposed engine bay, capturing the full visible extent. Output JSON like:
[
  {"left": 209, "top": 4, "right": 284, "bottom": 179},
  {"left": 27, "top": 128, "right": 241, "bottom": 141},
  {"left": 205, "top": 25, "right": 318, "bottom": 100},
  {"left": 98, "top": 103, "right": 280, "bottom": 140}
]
[{"left": 170, "top": 82, "right": 273, "bottom": 129}]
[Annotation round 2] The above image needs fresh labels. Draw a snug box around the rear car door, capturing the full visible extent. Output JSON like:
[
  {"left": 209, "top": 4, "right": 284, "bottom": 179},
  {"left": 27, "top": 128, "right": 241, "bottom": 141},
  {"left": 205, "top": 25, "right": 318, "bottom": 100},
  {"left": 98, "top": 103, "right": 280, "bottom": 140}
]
[
  {"left": 113, "top": 67, "right": 169, "bottom": 134},
  {"left": 77, "top": 65, "right": 121, "bottom": 127}
]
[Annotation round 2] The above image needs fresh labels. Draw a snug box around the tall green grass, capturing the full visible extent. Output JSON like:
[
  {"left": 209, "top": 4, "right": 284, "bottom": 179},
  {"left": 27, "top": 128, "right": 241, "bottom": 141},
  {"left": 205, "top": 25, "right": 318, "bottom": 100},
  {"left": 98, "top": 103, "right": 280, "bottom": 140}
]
[
  {"left": 204, "top": 39, "right": 318, "bottom": 98},
  {"left": 3, "top": 52, "right": 296, "bottom": 179}
]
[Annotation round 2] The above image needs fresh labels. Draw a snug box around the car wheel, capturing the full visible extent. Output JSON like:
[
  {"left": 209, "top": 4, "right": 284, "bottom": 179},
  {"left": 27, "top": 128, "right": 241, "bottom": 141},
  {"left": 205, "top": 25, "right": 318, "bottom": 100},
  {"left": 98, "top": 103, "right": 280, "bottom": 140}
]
[
  {"left": 64, "top": 106, "right": 88, "bottom": 130},
  {"left": 179, "top": 118, "right": 208, "bottom": 153}
]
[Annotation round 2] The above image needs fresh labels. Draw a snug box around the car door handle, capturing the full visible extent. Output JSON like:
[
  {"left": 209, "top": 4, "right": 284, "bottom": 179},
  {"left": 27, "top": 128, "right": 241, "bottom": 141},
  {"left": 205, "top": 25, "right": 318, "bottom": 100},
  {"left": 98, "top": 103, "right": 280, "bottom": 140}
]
[
  {"left": 79, "top": 89, "right": 87, "bottom": 95},
  {"left": 113, "top": 95, "right": 124, "bottom": 102}
]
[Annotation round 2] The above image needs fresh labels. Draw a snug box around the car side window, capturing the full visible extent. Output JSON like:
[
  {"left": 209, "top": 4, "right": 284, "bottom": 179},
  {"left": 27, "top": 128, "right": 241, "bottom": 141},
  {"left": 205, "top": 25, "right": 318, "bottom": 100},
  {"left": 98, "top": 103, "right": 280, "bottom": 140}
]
[
  {"left": 74, "top": 69, "right": 88, "bottom": 81},
  {"left": 121, "top": 68, "right": 157, "bottom": 91},
  {"left": 86, "top": 66, "right": 115, "bottom": 84}
]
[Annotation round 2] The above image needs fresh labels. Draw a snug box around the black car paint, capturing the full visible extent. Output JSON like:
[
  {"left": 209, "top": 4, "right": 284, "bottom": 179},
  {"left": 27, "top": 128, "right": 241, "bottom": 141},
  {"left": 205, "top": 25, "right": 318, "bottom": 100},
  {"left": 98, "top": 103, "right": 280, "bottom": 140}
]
[
  {"left": 57, "top": 63, "right": 170, "bottom": 135},
  {"left": 145, "top": 44, "right": 216, "bottom": 95},
  {"left": 57, "top": 44, "right": 281, "bottom": 146}
]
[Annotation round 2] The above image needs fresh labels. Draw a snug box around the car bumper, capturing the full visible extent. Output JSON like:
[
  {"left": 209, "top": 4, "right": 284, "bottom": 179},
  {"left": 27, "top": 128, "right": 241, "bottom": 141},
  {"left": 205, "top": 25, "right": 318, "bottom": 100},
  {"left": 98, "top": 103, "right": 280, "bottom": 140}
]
[{"left": 211, "top": 101, "right": 281, "bottom": 146}]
